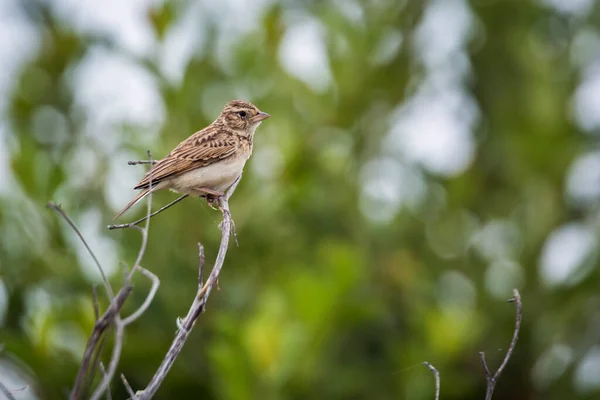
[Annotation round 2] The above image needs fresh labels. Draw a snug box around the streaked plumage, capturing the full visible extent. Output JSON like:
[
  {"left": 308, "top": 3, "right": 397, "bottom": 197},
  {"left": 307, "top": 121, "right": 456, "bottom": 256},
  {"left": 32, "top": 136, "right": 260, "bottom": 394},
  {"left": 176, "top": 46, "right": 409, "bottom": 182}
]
[{"left": 114, "top": 100, "right": 269, "bottom": 219}]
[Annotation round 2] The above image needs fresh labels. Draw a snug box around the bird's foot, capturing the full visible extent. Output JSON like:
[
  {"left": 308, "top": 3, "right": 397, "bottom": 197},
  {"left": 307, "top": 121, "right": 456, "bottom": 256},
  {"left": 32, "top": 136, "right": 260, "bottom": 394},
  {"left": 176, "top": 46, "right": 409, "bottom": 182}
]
[{"left": 196, "top": 188, "right": 224, "bottom": 210}]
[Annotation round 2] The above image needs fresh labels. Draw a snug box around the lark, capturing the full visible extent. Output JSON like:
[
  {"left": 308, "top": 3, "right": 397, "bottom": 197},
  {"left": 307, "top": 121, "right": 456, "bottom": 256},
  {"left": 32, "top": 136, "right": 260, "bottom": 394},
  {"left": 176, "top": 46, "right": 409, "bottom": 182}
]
[{"left": 114, "top": 100, "right": 270, "bottom": 218}]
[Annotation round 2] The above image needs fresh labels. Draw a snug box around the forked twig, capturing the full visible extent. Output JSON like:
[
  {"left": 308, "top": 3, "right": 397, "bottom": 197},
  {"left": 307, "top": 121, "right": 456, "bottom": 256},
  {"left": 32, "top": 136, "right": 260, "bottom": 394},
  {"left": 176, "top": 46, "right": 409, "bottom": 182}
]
[
  {"left": 0, "top": 381, "right": 16, "bottom": 400},
  {"left": 48, "top": 151, "right": 161, "bottom": 400},
  {"left": 479, "top": 289, "right": 522, "bottom": 400},
  {"left": 422, "top": 362, "right": 440, "bottom": 400},
  {"left": 71, "top": 285, "right": 133, "bottom": 397},
  {"left": 89, "top": 151, "right": 157, "bottom": 400}
]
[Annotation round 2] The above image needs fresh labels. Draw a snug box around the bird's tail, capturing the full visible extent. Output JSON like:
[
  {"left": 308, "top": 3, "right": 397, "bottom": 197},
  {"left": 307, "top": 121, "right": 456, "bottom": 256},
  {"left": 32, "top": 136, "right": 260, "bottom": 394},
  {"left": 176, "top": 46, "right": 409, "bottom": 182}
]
[{"left": 113, "top": 188, "right": 151, "bottom": 220}]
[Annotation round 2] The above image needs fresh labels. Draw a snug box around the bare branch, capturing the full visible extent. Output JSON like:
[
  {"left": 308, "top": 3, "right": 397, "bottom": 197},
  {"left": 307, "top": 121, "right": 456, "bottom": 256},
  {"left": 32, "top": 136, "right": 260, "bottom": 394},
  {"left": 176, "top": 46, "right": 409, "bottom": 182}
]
[
  {"left": 136, "top": 195, "right": 235, "bottom": 399},
  {"left": 108, "top": 195, "right": 189, "bottom": 230},
  {"left": 128, "top": 160, "right": 158, "bottom": 165},
  {"left": 479, "top": 289, "right": 522, "bottom": 400},
  {"left": 197, "top": 244, "right": 205, "bottom": 288},
  {"left": 48, "top": 202, "right": 114, "bottom": 300},
  {"left": 422, "top": 362, "right": 440, "bottom": 400},
  {"left": 91, "top": 322, "right": 125, "bottom": 400},
  {"left": 92, "top": 285, "right": 100, "bottom": 322},
  {"left": 120, "top": 374, "right": 136, "bottom": 399},
  {"left": 62, "top": 151, "right": 162, "bottom": 400},
  {"left": 99, "top": 363, "right": 112, "bottom": 400},
  {"left": 122, "top": 267, "right": 160, "bottom": 325},
  {"left": 90, "top": 151, "right": 156, "bottom": 400},
  {"left": 0, "top": 380, "right": 16, "bottom": 400},
  {"left": 71, "top": 285, "right": 133, "bottom": 399}
]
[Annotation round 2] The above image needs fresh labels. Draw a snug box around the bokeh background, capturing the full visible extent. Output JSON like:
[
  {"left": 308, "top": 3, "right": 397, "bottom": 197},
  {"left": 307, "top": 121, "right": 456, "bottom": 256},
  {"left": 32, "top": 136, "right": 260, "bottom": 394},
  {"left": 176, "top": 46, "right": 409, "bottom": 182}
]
[{"left": 1, "top": 0, "right": 600, "bottom": 399}]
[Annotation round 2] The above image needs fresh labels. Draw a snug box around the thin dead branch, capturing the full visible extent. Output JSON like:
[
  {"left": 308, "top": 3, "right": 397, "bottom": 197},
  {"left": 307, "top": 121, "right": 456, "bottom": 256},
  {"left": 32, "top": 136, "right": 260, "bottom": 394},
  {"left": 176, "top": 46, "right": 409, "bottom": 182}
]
[
  {"left": 135, "top": 177, "right": 241, "bottom": 399},
  {"left": 128, "top": 160, "right": 158, "bottom": 165},
  {"left": 71, "top": 285, "right": 133, "bottom": 398},
  {"left": 121, "top": 374, "right": 136, "bottom": 399},
  {"left": 479, "top": 289, "right": 522, "bottom": 400},
  {"left": 47, "top": 151, "right": 162, "bottom": 400},
  {"left": 0, "top": 381, "right": 16, "bottom": 400},
  {"left": 48, "top": 202, "right": 113, "bottom": 300},
  {"left": 422, "top": 362, "right": 440, "bottom": 400},
  {"left": 108, "top": 195, "right": 188, "bottom": 230},
  {"left": 52, "top": 155, "right": 242, "bottom": 399}
]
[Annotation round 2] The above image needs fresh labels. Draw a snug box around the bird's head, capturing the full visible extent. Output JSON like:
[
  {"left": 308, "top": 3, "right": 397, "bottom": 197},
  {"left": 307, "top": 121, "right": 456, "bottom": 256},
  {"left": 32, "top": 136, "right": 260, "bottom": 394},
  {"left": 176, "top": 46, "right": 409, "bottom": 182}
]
[{"left": 220, "top": 100, "right": 270, "bottom": 135}]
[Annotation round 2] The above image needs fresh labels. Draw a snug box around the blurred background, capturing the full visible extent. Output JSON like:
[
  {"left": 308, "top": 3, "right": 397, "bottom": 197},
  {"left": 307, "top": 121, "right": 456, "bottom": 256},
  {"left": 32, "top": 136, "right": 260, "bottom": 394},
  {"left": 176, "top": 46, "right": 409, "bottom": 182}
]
[{"left": 1, "top": 0, "right": 600, "bottom": 398}]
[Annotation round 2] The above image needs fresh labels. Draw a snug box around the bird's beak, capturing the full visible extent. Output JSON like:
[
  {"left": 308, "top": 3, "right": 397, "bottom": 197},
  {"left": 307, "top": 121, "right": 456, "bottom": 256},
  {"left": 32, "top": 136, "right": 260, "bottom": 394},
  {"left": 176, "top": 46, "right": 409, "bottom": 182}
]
[{"left": 251, "top": 111, "right": 270, "bottom": 123}]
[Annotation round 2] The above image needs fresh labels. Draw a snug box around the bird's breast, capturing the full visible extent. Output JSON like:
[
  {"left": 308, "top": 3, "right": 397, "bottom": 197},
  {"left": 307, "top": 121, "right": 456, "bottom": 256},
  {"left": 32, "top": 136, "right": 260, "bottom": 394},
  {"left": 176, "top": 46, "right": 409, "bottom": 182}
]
[{"left": 167, "top": 156, "right": 247, "bottom": 196}]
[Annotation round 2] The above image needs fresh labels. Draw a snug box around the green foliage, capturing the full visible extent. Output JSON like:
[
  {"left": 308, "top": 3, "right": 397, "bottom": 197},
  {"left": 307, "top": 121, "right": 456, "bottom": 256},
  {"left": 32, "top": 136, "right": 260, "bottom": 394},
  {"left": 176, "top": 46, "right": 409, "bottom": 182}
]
[{"left": 1, "top": 0, "right": 600, "bottom": 399}]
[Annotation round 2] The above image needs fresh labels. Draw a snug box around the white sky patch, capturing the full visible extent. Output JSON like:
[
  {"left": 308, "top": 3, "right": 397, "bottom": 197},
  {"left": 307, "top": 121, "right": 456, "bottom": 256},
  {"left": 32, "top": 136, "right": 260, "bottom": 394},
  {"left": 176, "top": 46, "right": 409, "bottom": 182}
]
[
  {"left": 278, "top": 18, "right": 333, "bottom": 93},
  {"left": 471, "top": 219, "right": 522, "bottom": 262},
  {"left": 484, "top": 259, "right": 524, "bottom": 299},
  {"left": 372, "top": 28, "right": 404, "bottom": 66},
  {"left": 332, "top": 0, "right": 365, "bottom": 26},
  {"left": 50, "top": 0, "right": 160, "bottom": 56},
  {"left": 575, "top": 346, "right": 600, "bottom": 392},
  {"left": 566, "top": 152, "right": 600, "bottom": 205},
  {"left": 437, "top": 270, "right": 476, "bottom": 311},
  {"left": 573, "top": 64, "right": 600, "bottom": 133},
  {"left": 70, "top": 47, "right": 165, "bottom": 153},
  {"left": 359, "top": 157, "right": 426, "bottom": 223},
  {"left": 207, "top": 0, "right": 274, "bottom": 73},
  {"left": 65, "top": 209, "right": 119, "bottom": 282},
  {"left": 414, "top": 0, "right": 473, "bottom": 70},
  {"left": 539, "top": 223, "right": 597, "bottom": 287},
  {"left": 158, "top": 1, "right": 205, "bottom": 86},
  {"left": 532, "top": 344, "right": 573, "bottom": 389},
  {"left": 204, "top": 0, "right": 274, "bottom": 37},
  {"left": 0, "top": 359, "right": 39, "bottom": 400},
  {"left": 0, "top": 0, "right": 40, "bottom": 113},
  {"left": 571, "top": 29, "right": 600, "bottom": 69},
  {"left": 539, "top": 0, "right": 594, "bottom": 17},
  {"left": 105, "top": 150, "right": 148, "bottom": 215},
  {"left": 386, "top": 83, "right": 477, "bottom": 176}
]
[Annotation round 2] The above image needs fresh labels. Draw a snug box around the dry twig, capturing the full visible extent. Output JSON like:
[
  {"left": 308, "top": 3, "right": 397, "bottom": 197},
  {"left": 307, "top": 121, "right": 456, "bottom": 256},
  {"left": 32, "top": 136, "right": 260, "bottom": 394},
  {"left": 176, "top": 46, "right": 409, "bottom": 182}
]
[
  {"left": 422, "top": 362, "right": 440, "bottom": 400},
  {"left": 0, "top": 381, "right": 16, "bottom": 400},
  {"left": 51, "top": 154, "right": 242, "bottom": 399},
  {"left": 479, "top": 289, "right": 522, "bottom": 400},
  {"left": 50, "top": 151, "right": 161, "bottom": 400},
  {"left": 128, "top": 160, "right": 157, "bottom": 165},
  {"left": 108, "top": 195, "right": 189, "bottom": 230},
  {"left": 135, "top": 176, "right": 241, "bottom": 399}
]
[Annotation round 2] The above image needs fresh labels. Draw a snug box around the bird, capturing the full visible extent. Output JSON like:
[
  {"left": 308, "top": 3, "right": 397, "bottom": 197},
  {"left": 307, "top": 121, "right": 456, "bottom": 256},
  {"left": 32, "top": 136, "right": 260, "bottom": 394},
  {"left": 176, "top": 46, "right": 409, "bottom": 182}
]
[{"left": 114, "top": 100, "right": 270, "bottom": 219}]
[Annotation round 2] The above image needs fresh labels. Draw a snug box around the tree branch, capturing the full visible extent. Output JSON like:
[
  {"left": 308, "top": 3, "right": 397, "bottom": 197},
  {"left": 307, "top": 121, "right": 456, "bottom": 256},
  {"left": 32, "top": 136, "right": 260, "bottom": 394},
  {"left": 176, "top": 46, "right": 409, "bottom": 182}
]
[
  {"left": 52, "top": 151, "right": 162, "bottom": 400},
  {"left": 135, "top": 176, "right": 241, "bottom": 399},
  {"left": 108, "top": 195, "right": 188, "bottom": 230},
  {"left": 128, "top": 160, "right": 158, "bottom": 165},
  {"left": 71, "top": 285, "right": 133, "bottom": 398},
  {"left": 0, "top": 381, "right": 16, "bottom": 400},
  {"left": 479, "top": 289, "right": 522, "bottom": 400},
  {"left": 422, "top": 362, "right": 440, "bottom": 400},
  {"left": 48, "top": 202, "right": 114, "bottom": 300}
]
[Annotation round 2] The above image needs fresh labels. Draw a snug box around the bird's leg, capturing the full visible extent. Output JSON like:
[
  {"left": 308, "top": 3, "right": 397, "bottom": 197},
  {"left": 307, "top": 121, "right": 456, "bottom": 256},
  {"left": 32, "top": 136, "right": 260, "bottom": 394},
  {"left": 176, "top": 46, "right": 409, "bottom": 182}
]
[{"left": 196, "top": 188, "right": 225, "bottom": 210}]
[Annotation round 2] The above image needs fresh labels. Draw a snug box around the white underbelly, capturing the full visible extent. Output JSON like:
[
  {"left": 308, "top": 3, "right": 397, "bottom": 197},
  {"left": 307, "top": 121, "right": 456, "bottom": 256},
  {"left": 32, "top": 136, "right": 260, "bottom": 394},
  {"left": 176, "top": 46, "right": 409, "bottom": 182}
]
[{"left": 167, "top": 157, "right": 246, "bottom": 196}]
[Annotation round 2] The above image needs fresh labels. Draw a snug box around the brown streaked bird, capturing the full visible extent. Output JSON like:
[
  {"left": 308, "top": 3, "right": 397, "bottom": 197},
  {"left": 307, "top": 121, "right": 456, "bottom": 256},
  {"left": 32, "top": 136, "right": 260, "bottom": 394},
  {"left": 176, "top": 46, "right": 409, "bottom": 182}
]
[{"left": 114, "top": 100, "right": 270, "bottom": 219}]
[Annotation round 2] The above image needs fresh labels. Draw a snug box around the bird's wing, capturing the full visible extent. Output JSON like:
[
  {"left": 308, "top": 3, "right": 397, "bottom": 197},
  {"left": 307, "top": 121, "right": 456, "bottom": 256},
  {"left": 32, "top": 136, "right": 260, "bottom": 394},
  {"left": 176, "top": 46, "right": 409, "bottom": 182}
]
[{"left": 134, "top": 125, "right": 238, "bottom": 190}]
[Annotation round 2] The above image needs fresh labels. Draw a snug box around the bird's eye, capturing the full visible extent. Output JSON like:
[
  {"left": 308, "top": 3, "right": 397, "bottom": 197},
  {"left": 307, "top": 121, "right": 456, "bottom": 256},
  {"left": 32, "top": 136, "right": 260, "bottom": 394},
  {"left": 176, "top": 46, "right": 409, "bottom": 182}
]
[{"left": 238, "top": 111, "right": 247, "bottom": 118}]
